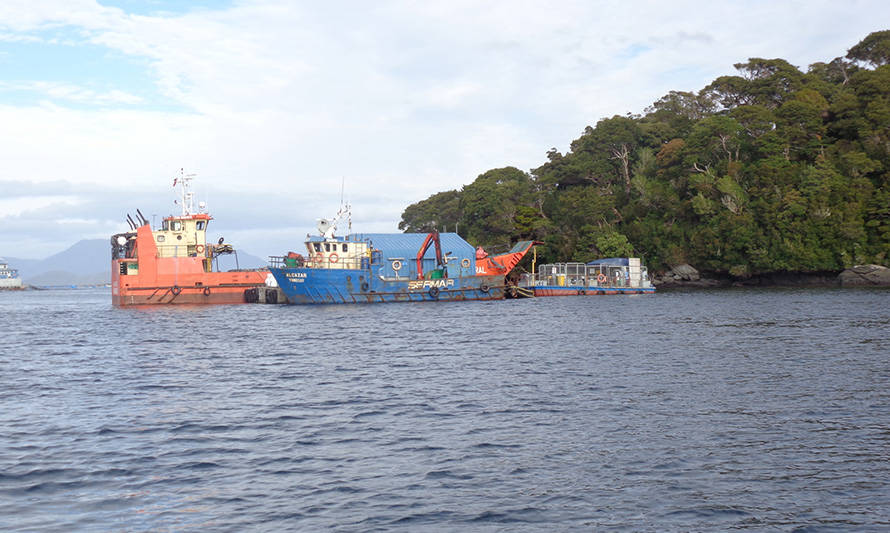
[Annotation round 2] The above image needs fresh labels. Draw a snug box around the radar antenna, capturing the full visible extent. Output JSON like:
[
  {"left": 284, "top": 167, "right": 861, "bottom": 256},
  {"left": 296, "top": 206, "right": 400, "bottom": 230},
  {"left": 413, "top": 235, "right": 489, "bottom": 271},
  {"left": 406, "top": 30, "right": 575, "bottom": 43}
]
[{"left": 316, "top": 202, "right": 352, "bottom": 238}]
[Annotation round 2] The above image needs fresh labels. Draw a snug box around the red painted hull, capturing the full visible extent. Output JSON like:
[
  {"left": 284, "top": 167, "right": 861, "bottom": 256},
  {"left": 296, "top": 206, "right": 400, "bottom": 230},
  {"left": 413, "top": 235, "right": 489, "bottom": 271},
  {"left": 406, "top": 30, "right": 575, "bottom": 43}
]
[
  {"left": 112, "top": 269, "right": 267, "bottom": 306},
  {"left": 112, "top": 278, "right": 266, "bottom": 306},
  {"left": 533, "top": 286, "right": 654, "bottom": 296}
]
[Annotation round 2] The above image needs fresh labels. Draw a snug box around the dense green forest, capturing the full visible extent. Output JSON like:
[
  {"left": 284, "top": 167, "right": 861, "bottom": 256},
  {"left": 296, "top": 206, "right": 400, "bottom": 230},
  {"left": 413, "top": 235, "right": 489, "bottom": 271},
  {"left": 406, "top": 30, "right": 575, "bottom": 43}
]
[{"left": 399, "top": 31, "right": 890, "bottom": 276}]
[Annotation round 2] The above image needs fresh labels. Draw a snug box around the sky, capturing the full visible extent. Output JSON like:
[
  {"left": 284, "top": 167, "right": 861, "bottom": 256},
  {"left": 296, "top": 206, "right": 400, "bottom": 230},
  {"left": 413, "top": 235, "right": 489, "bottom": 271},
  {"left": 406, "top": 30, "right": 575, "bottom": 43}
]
[{"left": 1, "top": 0, "right": 888, "bottom": 259}]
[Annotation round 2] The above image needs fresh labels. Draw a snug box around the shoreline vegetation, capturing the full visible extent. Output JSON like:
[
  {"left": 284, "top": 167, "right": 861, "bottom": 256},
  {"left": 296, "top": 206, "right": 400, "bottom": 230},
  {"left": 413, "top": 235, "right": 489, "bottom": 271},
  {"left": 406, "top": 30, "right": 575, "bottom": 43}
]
[{"left": 399, "top": 32, "right": 890, "bottom": 286}]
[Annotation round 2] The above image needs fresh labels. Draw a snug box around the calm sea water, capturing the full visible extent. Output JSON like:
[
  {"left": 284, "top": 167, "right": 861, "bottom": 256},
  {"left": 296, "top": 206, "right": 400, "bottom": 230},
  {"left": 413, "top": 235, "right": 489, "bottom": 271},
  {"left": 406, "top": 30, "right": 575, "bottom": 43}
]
[{"left": 1, "top": 287, "right": 889, "bottom": 532}]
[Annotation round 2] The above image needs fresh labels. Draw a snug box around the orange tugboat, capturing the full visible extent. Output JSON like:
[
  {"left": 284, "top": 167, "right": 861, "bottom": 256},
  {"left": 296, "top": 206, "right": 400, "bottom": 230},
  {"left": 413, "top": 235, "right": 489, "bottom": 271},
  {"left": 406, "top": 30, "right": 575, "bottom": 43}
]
[{"left": 111, "top": 170, "right": 268, "bottom": 306}]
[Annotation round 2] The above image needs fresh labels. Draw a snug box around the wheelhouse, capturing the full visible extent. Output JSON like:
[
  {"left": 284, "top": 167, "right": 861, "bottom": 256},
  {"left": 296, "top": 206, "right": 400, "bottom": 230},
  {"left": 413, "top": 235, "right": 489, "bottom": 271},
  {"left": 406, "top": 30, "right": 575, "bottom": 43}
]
[{"left": 154, "top": 213, "right": 212, "bottom": 258}]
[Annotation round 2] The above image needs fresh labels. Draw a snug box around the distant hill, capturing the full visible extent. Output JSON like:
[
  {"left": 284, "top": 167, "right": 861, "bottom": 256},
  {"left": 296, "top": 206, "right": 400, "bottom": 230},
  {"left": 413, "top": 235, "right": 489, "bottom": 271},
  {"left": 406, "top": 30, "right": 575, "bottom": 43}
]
[
  {"left": 9, "top": 239, "right": 110, "bottom": 285},
  {"left": 7, "top": 239, "right": 268, "bottom": 286}
]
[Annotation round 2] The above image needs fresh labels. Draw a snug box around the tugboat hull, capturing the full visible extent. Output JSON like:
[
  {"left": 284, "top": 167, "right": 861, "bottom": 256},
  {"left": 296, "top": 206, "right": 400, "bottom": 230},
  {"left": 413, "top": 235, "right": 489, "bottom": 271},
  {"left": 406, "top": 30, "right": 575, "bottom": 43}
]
[{"left": 112, "top": 273, "right": 266, "bottom": 306}]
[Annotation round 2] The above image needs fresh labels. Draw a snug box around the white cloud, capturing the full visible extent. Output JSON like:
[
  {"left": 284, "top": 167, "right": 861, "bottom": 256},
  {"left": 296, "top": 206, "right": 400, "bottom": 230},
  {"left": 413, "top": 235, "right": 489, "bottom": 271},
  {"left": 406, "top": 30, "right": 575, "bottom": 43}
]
[
  {"left": 0, "top": 195, "right": 82, "bottom": 218},
  {"left": 0, "top": 81, "right": 143, "bottom": 105},
  {"left": 0, "top": 32, "right": 44, "bottom": 43}
]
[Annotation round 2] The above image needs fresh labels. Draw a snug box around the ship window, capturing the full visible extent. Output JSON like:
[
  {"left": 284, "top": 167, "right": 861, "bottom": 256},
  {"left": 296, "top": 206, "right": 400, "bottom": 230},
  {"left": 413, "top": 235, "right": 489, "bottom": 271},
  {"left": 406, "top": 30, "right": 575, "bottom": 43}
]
[
  {"left": 172, "top": 221, "right": 182, "bottom": 231},
  {"left": 342, "top": 243, "right": 348, "bottom": 252},
  {"left": 196, "top": 221, "right": 205, "bottom": 230},
  {"left": 313, "top": 243, "right": 321, "bottom": 252},
  {"left": 325, "top": 243, "right": 330, "bottom": 252},
  {"left": 157, "top": 235, "right": 165, "bottom": 242},
  {"left": 162, "top": 220, "right": 169, "bottom": 230}
]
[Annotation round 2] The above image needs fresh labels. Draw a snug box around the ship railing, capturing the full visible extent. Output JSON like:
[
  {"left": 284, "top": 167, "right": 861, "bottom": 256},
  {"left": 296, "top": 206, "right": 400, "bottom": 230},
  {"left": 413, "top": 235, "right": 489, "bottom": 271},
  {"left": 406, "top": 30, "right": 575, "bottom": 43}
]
[
  {"left": 155, "top": 243, "right": 203, "bottom": 258},
  {"left": 268, "top": 255, "right": 367, "bottom": 270},
  {"left": 527, "top": 262, "right": 647, "bottom": 288}
]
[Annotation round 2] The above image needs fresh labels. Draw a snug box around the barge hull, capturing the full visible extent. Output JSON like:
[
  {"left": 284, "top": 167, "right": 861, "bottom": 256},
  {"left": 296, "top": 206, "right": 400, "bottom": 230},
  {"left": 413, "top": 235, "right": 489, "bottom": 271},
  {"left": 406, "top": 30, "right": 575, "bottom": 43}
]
[
  {"left": 533, "top": 286, "right": 655, "bottom": 296},
  {"left": 271, "top": 267, "right": 504, "bottom": 304}
]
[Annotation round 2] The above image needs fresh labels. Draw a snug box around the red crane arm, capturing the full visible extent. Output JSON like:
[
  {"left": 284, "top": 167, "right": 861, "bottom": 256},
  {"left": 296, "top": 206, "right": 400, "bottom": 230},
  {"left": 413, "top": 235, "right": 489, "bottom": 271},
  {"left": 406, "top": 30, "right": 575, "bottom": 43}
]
[{"left": 416, "top": 231, "right": 442, "bottom": 279}]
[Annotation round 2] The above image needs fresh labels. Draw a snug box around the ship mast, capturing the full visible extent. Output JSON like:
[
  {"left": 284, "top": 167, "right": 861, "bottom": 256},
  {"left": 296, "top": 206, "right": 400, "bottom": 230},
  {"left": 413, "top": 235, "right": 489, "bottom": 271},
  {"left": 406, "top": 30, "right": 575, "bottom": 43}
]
[
  {"left": 316, "top": 180, "right": 351, "bottom": 238},
  {"left": 175, "top": 168, "right": 199, "bottom": 216}
]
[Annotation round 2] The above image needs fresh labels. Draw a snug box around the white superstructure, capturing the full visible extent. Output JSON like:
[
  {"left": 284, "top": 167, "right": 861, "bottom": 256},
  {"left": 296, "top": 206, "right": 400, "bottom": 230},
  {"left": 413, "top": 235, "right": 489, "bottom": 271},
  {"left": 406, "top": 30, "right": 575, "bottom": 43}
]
[{"left": 0, "top": 258, "right": 23, "bottom": 288}]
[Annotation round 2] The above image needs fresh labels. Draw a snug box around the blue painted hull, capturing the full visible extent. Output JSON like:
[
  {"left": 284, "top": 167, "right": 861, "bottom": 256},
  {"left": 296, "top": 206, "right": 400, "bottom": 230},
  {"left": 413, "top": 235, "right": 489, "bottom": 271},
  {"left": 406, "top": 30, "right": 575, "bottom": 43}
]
[{"left": 270, "top": 267, "right": 504, "bottom": 304}]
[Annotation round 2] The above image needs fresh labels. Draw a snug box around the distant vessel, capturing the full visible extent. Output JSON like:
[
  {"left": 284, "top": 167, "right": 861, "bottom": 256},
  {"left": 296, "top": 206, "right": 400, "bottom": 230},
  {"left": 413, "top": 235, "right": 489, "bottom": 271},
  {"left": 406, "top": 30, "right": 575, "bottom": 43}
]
[
  {"left": 269, "top": 206, "right": 535, "bottom": 304},
  {"left": 519, "top": 257, "right": 655, "bottom": 296},
  {"left": 110, "top": 170, "right": 268, "bottom": 306},
  {"left": 0, "top": 258, "right": 23, "bottom": 289}
]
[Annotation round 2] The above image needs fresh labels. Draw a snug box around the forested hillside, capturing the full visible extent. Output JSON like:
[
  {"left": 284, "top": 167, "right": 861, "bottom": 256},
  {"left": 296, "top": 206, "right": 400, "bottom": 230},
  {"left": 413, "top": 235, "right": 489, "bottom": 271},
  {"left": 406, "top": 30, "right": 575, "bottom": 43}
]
[{"left": 399, "top": 31, "right": 890, "bottom": 276}]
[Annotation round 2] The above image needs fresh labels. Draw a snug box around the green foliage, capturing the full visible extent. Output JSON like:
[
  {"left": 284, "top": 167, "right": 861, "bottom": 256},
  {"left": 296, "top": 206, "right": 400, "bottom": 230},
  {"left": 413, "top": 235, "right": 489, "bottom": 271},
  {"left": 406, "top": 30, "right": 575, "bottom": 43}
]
[
  {"left": 399, "top": 190, "right": 461, "bottom": 232},
  {"left": 398, "top": 31, "right": 890, "bottom": 276},
  {"left": 847, "top": 30, "right": 890, "bottom": 68},
  {"left": 596, "top": 232, "right": 634, "bottom": 258},
  {"left": 692, "top": 192, "right": 715, "bottom": 216},
  {"left": 458, "top": 167, "right": 538, "bottom": 249}
]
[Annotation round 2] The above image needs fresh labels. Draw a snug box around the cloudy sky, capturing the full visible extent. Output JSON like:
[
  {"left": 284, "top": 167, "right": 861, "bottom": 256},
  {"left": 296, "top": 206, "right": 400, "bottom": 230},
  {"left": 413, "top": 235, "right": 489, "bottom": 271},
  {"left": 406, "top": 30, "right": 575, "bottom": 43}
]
[{"left": 1, "top": 1, "right": 887, "bottom": 259}]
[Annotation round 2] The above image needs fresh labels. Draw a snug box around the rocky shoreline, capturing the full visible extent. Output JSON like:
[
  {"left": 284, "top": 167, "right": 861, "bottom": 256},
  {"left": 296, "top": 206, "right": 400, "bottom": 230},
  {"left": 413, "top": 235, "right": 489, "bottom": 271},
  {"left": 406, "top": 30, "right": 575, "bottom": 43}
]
[{"left": 654, "top": 263, "right": 890, "bottom": 289}]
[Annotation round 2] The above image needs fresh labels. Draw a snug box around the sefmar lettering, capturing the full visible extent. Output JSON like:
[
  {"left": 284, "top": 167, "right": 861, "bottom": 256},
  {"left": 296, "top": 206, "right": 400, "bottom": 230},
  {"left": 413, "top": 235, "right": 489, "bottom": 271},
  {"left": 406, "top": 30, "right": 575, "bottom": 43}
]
[
  {"left": 408, "top": 279, "right": 455, "bottom": 291},
  {"left": 286, "top": 272, "right": 307, "bottom": 280}
]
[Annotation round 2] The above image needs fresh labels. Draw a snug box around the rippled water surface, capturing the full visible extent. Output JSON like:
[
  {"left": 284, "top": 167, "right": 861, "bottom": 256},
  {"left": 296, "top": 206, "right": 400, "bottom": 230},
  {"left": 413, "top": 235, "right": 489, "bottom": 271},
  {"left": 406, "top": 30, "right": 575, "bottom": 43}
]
[{"left": 2, "top": 288, "right": 889, "bottom": 531}]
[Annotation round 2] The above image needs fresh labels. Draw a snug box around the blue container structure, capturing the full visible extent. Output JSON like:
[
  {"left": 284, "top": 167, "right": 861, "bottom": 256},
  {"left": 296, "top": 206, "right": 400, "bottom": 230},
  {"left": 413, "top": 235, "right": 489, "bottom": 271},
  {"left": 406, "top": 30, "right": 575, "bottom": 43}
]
[{"left": 269, "top": 210, "right": 503, "bottom": 304}]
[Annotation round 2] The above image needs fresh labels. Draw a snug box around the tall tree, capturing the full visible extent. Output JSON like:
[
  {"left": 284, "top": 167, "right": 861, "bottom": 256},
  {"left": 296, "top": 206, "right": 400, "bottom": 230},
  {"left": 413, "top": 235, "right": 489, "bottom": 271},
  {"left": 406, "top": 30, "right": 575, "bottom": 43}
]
[
  {"left": 459, "top": 167, "right": 537, "bottom": 249},
  {"left": 399, "top": 190, "right": 462, "bottom": 233},
  {"left": 847, "top": 30, "right": 890, "bottom": 68}
]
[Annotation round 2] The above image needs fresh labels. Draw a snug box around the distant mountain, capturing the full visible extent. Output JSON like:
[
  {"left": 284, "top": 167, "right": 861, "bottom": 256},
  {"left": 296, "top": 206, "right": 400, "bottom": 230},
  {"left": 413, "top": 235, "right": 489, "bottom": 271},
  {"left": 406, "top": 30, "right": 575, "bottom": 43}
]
[
  {"left": 7, "top": 239, "right": 268, "bottom": 286},
  {"left": 8, "top": 239, "right": 110, "bottom": 285},
  {"left": 2, "top": 256, "right": 41, "bottom": 276}
]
